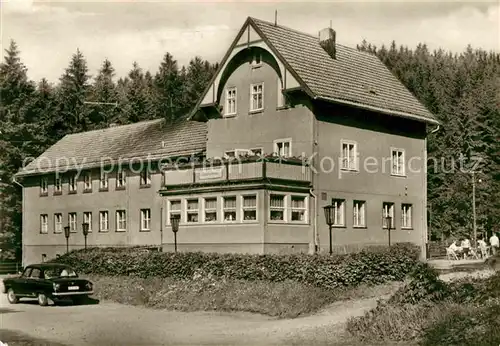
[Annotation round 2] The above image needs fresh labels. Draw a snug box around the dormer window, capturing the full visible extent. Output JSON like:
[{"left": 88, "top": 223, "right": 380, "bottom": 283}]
[
  {"left": 251, "top": 53, "right": 262, "bottom": 68},
  {"left": 225, "top": 87, "right": 237, "bottom": 116}
]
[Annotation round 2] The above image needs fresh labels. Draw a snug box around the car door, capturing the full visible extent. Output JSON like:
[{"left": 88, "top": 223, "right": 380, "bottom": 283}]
[
  {"left": 13, "top": 267, "right": 31, "bottom": 295},
  {"left": 26, "top": 268, "right": 42, "bottom": 297}
]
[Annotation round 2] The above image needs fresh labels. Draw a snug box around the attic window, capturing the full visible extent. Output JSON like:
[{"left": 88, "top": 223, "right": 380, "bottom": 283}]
[{"left": 251, "top": 53, "right": 262, "bottom": 68}]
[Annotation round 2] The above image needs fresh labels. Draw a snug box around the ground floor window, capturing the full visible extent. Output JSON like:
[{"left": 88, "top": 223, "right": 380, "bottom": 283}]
[
  {"left": 204, "top": 197, "right": 217, "bottom": 222},
  {"left": 186, "top": 199, "right": 199, "bottom": 223},
  {"left": 242, "top": 195, "right": 257, "bottom": 221},
  {"left": 291, "top": 196, "right": 307, "bottom": 222},
  {"left": 116, "top": 210, "right": 127, "bottom": 232},
  {"left": 401, "top": 204, "right": 412, "bottom": 229},
  {"left": 270, "top": 194, "right": 286, "bottom": 221},
  {"left": 168, "top": 200, "right": 181, "bottom": 224},
  {"left": 69, "top": 212, "right": 77, "bottom": 232},
  {"left": 223, "top": 196, "right": 237, "bottom": 222},
  {"left": 353, "top": 200, "right": 366, "bottom": 227},
  {"left": 382, "top": 202, "right": 395, "bottom": 228},
  {"left": 99, "top": 211, "right": 109, "bottom": 232},
  {"left": 332, "top": 199, "right": 345, "bottom": 227}
]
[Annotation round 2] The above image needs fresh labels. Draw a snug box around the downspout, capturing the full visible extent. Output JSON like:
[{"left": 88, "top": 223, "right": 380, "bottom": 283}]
[
  {"left": 309, "top": 188, "right": 318, "bottom": 254},
  {"left": 430, "top": 125, "right": 440, "bottom": 134}
]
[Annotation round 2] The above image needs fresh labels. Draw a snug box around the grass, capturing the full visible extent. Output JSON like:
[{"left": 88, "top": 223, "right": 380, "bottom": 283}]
[
  {"left": 88, "top": 273, "right": 401, "bottom": 319},
  {"left": 0, "top": 329, "right": 67, "bottom": 346}
]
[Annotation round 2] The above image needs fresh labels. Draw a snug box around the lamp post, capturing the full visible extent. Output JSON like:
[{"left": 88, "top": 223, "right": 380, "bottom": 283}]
[
  {"left": 82, "top": 222, "right": 89, "bottom": 250},
  {"left": 385, "top": 216, "right": 393, "bottom": 247},
  {"left": 323, "top": 205, "right": 335, "bottom": 255},
  {"left": 170, "top": 214, "right": 180, "bottom": 253},
  {"left": 64, "top": 226, "right": 70, "bottom": 254}
]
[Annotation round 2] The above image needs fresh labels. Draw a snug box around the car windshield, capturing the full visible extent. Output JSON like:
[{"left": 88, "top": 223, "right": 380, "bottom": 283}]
[{"left": 44, "top": 267, "right": 78, "bottom": 279}]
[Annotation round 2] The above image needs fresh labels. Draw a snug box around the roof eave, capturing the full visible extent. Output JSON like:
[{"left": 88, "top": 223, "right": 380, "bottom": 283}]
[{"left": 314, "top": 95, "right": 440, "bottom": 125}]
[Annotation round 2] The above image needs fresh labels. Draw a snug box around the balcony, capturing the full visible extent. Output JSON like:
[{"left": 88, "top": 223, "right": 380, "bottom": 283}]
[{"left": 162, "top": 157, "right": 312, "bottom": 190}]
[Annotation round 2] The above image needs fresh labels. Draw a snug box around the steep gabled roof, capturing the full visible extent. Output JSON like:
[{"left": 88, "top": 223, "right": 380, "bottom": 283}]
[
  {"left": 16, "top": 119, "right": 207, "bottom": 177},
  {"left": 191, "top": 16, "right": 438, "bottom": 125}
]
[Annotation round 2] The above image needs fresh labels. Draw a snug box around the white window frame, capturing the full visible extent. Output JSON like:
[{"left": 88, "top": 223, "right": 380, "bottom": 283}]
[
  {"left": 250, "top": 82, "right": 264, "bottom": 112},
  {"left": 225, "top": 87, "right": 237, "bottom": 116},
  {"left": 273, "top": 138, "right": 292, "bottom": 158},
  {"left": 40, "top": 214, "right": 48, "bottom": 234},
  {"left": 186, "top": 199, "right": 199, "bottom": 223},
  {"left": 68, "top": 174, "right": 77, "bottom": 192},
  {"left": 269, "top": 194, "right": 287, "bottom": 222},
  {"left": 401, "top": 204, "right": 412, "bottom": 229},
  {"left": 40, "top": 177, "right": 48, "bottom": 194},
  {"left": 391, "top": 148, "right": 406, "bottom": 176},
  {"left": 116, "top": 210, "right": 127, "bottom": 232},
  {"left": 241, "top": 194, "right": 258, "bottom": 222},
  {"left": 332, "top": 199, "right": 345, "bottom": 227},
  {"left": 54, "top": 213, "right": 62, "bottom": 234},
  {"left": 382, "top": 202, "right": 395, "bottom": 229},
  {"left": 222, "top": 196, "right": 237, "bottom": 222},
  {"left": 353, "top": 200, "right": 366, "bottom": 228},
  {"left": 83, "top": 212, "right": 92, "bottom": 232},
  {"left": 250, "top": 148, "right": 263, "bottom": 157},
  {"left": 100, "top": 170, "right": 108, "bottom": 189},
  {"left": 83, "top": 172, "right": 92, "bottom": 191},
  {"left": 140, "top": 209, "right": 151, "bottom": 231},
  {"left": 341, "top": 140, "right": 358, "bottom": 171},
  {"left": 203, "top": 197, "right": 218, "bottom": 223},
  {"left": 116, "top": 169, "right": 126, "bottom": 188},
  {"left": 99, "top": 211, "right": 109, "bottom": 232},
  {"left": 167, "top": 200, "right": 182, "bottom": 225},
  {"left": 290, "top": 195, "right": 308, "bottom": 223},
  {"left": 140, "top": 168, "right": 151, "bottom": 186},
  {"left": 251, "top": 52, "right": 262, "bottom": 68},
  {"left": 54, "top": 175, "right": 62, "bottom": 193},
  {"left": 69, "top": 212, "right": 77, "bottom": 233}
]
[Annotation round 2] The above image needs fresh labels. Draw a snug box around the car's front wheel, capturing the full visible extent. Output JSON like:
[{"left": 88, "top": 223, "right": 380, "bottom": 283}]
[
  {"left": 7, "top": 288, "right": 18, "bottom": 304},
  {"left": 37, "top": 293, "right": 48, "bottom": 306}
]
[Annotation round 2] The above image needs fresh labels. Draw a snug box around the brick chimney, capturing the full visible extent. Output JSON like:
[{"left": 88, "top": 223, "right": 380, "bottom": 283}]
[{"left": 319, "top": 27, "right": 336, "bottom": 59}]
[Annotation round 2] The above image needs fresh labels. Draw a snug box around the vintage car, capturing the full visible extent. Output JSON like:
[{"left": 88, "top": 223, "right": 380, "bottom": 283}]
[{"left": 2, "top": 263, "right": 94, "bottom": 306}]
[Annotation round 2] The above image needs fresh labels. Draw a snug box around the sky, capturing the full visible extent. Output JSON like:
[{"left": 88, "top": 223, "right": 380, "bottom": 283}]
[{"left": 1, "top": 0, "right": 499, "bottom": 83}]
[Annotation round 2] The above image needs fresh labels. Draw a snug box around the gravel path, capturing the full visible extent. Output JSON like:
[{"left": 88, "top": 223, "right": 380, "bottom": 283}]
[{"left": 0, "top": 292, "right": 381, "bottom": 346}]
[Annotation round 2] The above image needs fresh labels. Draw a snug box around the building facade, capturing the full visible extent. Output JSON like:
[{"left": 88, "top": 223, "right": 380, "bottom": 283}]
[{"left": 16, "top": 17, "right": 438, "bottom": 265}]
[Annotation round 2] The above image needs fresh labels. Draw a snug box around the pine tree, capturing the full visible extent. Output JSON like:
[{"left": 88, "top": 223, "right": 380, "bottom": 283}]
[
  {"left": 154, "top": 53, "right": 183, "bottom": 122},
  {"left": 88, "top": 59, "right": 119, "bottom": 127},
  {"left": 122, "top": 62, "right": 155, "bottom": 123}
]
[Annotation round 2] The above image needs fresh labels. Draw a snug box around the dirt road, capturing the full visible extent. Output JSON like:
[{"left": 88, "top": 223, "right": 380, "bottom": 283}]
[{"left": 0, "top": 292, "right": 379, "bottom": 345}]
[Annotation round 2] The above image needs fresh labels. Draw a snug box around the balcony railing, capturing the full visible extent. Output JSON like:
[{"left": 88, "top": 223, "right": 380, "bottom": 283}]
[{"left": 163, "top": 158, "right": 311, "bottom": 187}]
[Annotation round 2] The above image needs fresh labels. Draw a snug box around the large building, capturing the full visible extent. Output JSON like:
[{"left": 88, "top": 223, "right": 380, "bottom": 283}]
[{"left": 16, "top": 17, "right": 438, "bottom": 265}]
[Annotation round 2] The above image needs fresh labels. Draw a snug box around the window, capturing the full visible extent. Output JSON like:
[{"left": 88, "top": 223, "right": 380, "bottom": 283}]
[
  {"left": 68, "top": 174, "right": 77, "bottom": 193},
  {"left": 270, "top": 194, "right": 286, "bottom": 221},
  {"left": 353, "top": 201, "right": 366, "bottom": 227},
  {"left": 68, "top": 212, "right": 77, "bottom": 233},
  {"left": 83, "top": 212, "right": 92, "bottom": 232},
  {"left": 40, "top": 177, "right": 48, "bottom": 195},
  {"left": 83, "top": 172, "right": 92, "bottom": 191},
  {"left": 140, "top": 209, "right": 151, "bottom": 231},
  {"left": 40, "top": 214, "right": 48, "bottom": 234},
  {"left": 54, "top": 213, "right": 62, "bottom": 233},
  {"left": 168, "top": 200, "right": 181, "bottom": 224},
  {"left": 223, "top": 196, "right": 237, "bottom": 222},
  {"left": 242, "top": 195, "right": 257, "bottom": 221},
  {"left": 391, "top": 148, "right": 405, "bottom": 176},
  {"left": 225, "top": 149, "right": 253, "bottom": 159},
  {"left": 54, "top": 175, "right": 62, "bottom": 193},
  {"left": 116, "top": 210, "right": 126, "bottom": 232},
  {"left": 382, "top": 202, "right": 395, "bottom": 228},
  {"left": 402, "top": 204, "right": 412, "bottom": 229},
  {"left": 140, "top": 168, "right": 151, "bottom": 186},
  {"left": 251, "top": 52, "right": 262, "bottom": 67},
  {"left": 250, "top": 83, "right": 264, "bottom": 112},
  {"left": 186, "top": 199, "right": 199, "bottom": 223},
  {"left": 291, "top": 196, "right": 307, "bottom": 222},
  {"left": 204, "top": 197, "right": 217, "bottom": 222},
  {"left": 116, "top": 169, "right": 126, "bottom": 188},
  {"left": 277, "top": 79, "right": 285, "bottom": 108},
  {"left": 99, "top": 211, "right": 109, "bottom": 232},
  {"left": 274, "top": 139, "right": 292, "bottom": 158},
  {"left": 100, "top": 170, "right": 108, "bottom": 190},
  {"left": 225, "top": 87, "right": 237, "bottom": 116},
  {"left": 341, "top": 140, "right": 358, "bottom": 171},
  {"left": 250, "top": 148, "right": 263, "bottom": 157},
  {"left": 332, "top": 199, "right": 345, "bottom": 227}
]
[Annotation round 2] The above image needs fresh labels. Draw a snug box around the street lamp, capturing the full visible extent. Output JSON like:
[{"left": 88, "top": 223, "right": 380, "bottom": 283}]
[
  {"left": 82, "top": 222, "right": 89, "bottom": 250},
  {"left": 385, "top": 216, "right": 393, "bottom": 247},
  {"left": 64, "top": 226, "right": 70, "bottom": 253},
  {"left": 170, "top": 214, "right": 180, "bottom": 253},
  {"left": 323, "top": 205, "right": 335, "bottom": 255}
]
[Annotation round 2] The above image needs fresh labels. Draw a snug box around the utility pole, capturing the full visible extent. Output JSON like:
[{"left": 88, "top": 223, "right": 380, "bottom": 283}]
[{"left": 472, "top": 171, "right": 477, "bottom": 247}]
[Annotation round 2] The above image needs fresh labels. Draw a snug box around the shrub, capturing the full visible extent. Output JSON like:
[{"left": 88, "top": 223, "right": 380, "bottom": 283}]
[{"left": 51, "top": 243, "right": 420, "bottom": 290}]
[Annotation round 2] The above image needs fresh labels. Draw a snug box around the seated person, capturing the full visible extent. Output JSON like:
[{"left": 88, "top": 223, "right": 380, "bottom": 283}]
[
  {"left": 461, "top": 238, "right": 471, "bottom": 257},
  {"left": 448, "top": 241, "right": 462, "bottom": 254}
]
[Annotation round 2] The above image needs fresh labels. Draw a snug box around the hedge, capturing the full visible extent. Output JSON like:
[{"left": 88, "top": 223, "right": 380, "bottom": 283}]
[{"left": 51, "top": 243, "right": 420, "bottom": 289}]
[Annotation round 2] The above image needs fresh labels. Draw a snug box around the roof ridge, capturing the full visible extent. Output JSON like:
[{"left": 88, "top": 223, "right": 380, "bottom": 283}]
[{"left": 64, "top": 118, "right": 164, "bottom": 137}]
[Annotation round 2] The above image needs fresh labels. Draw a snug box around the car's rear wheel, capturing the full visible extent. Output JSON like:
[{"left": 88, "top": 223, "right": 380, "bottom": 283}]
[
  {"left": 7, "top": 288, "right": 18, "bottom": 304},
  {"left": 38, "top": 293, "right": 48, "bottom": 306}
]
